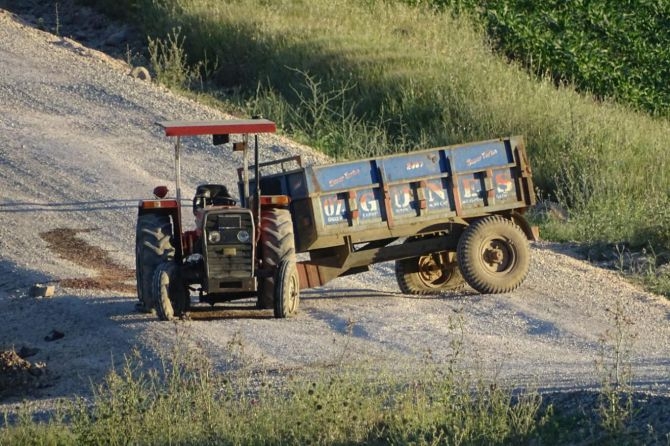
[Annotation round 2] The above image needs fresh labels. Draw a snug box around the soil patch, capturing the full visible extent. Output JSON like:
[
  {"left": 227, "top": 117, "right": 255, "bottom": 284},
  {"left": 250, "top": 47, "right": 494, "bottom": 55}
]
[
  {"left": 40, "top": 228, "right": 135, "bottom": 294},
  {"left": 0, "top": 350, "right": 48, "bottom": 397}
]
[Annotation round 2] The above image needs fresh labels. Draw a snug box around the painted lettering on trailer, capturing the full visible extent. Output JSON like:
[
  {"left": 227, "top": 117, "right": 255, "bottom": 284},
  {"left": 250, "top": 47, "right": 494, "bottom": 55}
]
[
  {"left": 327, "top": 168, "right": 361, "bottom": 188},
  {"left": 466, "top": 148, "right": 499, "bottom": 168},
  {"left": 321, "top": 195, "right": 345, "bottom": 224},
  {"left": 406, "top": 161, "right": 424, "bottom": 171},
  {"left": 389, "top": 185, "right": 414, "bottom": 216},
  {"left": 494, "top": 170, "right": 514, "bottom": 201},
  {"left": 357, "top": 189, "right": 381, "bottom": 220},
  {"left": 459, "top": 176, "right": 483, "bottom": 205},
  {"left": 424, "top": 179, "right": 450, "bottom": 209}
]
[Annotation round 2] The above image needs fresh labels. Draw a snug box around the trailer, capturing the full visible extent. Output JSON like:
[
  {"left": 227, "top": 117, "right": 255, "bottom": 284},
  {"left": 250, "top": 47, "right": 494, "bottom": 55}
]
[
  {"left": 135, "top": 119, "right": 537, "bottom": 321},
  {"left": 248, "top": 135, "right": 537, "bottom": 295}
]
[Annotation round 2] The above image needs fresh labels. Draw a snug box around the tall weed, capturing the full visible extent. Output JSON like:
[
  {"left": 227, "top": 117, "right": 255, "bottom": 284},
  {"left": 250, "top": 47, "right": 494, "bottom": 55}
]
[{"left": 1, "top": 330, "right": 547, "bottom": 445}]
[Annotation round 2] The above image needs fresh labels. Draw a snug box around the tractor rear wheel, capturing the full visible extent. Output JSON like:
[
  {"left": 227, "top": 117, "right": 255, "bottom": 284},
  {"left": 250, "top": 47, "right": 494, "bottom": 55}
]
[
  {"left": 457, "top": 215, "right": 530, "bottom": 294},
  {"left": 395, "top": 253, "right": 465, "bottom": 295},
  {"left": 274, "top": 260, "right": 300, "bottom": 318},
  {"left": 258, "top": 208, "right": 296, "bottom": 309},
  {"left": 135, "top": 213, "right": 174, "bottom": 312},
  {"left": 153, "top": 261, "right": 188, "bottom": 321}
]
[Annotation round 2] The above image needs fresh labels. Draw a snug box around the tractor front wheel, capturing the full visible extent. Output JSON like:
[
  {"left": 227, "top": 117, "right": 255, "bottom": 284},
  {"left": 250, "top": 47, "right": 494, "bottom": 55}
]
[
  {"left": 274, "top": 260, "right": 300, "bottom": 318},
  {"left": 153, "top": 262, "right": 188, "bottom": 321}
]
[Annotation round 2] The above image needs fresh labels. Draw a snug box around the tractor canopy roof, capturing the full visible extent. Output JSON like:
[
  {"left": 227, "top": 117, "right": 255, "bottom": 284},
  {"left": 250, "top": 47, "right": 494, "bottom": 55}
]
[{"left": 158, "top": 119, "right": 276, "bottom": 137}]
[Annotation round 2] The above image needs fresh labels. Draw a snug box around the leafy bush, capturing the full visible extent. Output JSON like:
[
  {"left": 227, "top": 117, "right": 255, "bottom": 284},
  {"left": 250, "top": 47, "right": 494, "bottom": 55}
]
[{"left": 420, "top": 0, "right": 670, "bottom": 117}]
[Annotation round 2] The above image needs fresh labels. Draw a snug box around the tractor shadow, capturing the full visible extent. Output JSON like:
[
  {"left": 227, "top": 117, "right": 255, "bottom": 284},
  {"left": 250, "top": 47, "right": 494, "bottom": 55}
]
[
  {"left": 184, "top": 301, "right": 274, "bottom": 321},
  {"left": 300, "top": 287, "right": 476, "bottom": 301}
]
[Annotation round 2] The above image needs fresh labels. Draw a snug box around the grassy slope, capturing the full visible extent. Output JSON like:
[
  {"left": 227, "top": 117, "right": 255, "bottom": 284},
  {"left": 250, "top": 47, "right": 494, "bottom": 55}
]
[{"left": 88, "top": 0, "right": 670, "bottom": 258}]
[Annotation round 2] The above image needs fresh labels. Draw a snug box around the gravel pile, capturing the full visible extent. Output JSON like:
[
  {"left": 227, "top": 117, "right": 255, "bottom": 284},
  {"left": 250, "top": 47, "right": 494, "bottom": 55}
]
[{"left": 0, "top": 7, "right": 669, "bottom": 437}]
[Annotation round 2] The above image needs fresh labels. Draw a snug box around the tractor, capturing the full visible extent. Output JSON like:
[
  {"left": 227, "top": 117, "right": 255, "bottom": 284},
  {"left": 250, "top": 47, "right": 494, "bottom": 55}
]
[{"left": 135, "top": 119, "right": 299, "bottom": 320}]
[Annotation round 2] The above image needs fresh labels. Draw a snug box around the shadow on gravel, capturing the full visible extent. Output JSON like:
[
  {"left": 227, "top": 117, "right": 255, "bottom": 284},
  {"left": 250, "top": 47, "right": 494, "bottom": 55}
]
[
  {"left": 0, "top": 288, "right": 150, "bottom": 403},
  {"left": 301, "top": 288, "right": 400, "bottom": 300},
  {"left": 301, "top": 287, "right": 476, "bottom": 301},
  {"left": 306, "top": 308, "right": 370, "bottom": 339},
  {"left": 0, "top": 259, "right": 53, "bottom": 295},
  {"left": 185, "top": 304, "right": 274, "bottom": 321},
  {"left": 538, "top": 390, "right": 670, "bottom": 443}
]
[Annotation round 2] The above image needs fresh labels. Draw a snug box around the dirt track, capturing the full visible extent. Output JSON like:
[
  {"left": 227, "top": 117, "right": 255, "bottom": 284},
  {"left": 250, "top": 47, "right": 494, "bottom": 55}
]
[{"left": 1, "top": 10, "right": 669, "bottom": 412}]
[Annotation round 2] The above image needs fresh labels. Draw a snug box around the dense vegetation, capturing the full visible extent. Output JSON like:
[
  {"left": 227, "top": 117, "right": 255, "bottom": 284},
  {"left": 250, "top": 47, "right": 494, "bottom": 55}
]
[{"left": 415, "top": 0, "right": 670, "bottom": 118}]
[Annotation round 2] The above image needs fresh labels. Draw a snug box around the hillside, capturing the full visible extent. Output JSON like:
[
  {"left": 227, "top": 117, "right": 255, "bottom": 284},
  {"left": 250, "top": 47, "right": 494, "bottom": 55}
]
[
  {"left": 1, "top": 6, "right": 670, "bottom": 442},
  {"left": 49, "top": 0, "right": 670, "bottom": 266}
]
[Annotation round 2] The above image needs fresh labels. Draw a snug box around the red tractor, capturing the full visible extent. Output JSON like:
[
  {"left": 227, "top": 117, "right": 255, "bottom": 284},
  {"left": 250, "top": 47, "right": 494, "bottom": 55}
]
[{"left": 135, "top": 119, "right": 299, "bottom": 320}]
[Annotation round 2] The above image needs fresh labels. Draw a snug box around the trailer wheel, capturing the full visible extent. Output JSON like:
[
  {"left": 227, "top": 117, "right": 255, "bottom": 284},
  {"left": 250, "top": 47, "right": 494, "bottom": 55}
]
[
  {"left": 135, "top": 213, "right": 174, "bottom": 312},
  {"left": 153, "top": 262, "right": 188, "bottom": 321},
  {"left": 258, "top": 208, "right": 296, "bottom": 309},
  {"left": 274, "top": 260, "right": 300, "bottom": 318},
  {"left": 457, "top": 215, "right": 530, "bottom": 294},
  {"left": 395, "top": 253, "right": 465, "bottom": 295}
]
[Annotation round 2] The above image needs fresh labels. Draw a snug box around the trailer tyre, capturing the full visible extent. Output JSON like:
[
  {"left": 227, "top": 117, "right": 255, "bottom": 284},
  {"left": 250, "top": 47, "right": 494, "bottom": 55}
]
[
  {"left": 457, "top": 215, "right": 530, "bottom": 294},
  {"left": 395, "top": 254, "right": 465, "bottom": 295},
  {"left": 274, "top": 260, "right": 300, "bottom": 318},
  {"left": 135, "top": 213, "right": 174, "bottom": 312},
  {"left": 258, "top": 208, "right": 296, "bottom": 309},
  {"left": 153, "top": 262, "right": 188, "bottom": 321}
]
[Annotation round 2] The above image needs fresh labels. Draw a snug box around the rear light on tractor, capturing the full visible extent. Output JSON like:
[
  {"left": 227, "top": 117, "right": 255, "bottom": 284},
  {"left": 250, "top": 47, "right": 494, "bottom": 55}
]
[
  {"left": 153, "top": 185, "right": 169, "bottom": 198},
  {"left": 139, "top": 199, "right": 178, "bottom": 209}
]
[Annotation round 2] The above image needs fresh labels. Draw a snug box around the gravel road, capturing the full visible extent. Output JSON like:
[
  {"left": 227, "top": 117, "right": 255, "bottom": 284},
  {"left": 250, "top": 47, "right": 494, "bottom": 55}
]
[{"left": 1, "top": 8, "right": 669, "bottom": 425}]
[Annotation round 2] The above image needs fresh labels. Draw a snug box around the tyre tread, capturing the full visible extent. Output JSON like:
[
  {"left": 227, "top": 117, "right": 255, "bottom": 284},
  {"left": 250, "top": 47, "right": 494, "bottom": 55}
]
[{"left": 457, "top": 215, "right": 530, "bottom": 294}]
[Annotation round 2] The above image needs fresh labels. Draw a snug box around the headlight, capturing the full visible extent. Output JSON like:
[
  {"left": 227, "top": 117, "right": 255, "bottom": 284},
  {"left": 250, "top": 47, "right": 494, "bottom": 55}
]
[
  {"left": 237, "top": 230, "right": 250, "bottom": 243},
  {"left": 208, "top": 231, "right": 221, "bottom": 243}
]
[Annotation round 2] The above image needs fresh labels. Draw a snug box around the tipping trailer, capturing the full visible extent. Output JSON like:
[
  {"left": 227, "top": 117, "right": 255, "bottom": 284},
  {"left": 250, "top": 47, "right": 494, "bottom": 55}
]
[
  {"left": 135, "top": 118, "right": 537, "bottom": 322},
  {"left": 248, "top": 135, "right": 537, "bottom": 295}
]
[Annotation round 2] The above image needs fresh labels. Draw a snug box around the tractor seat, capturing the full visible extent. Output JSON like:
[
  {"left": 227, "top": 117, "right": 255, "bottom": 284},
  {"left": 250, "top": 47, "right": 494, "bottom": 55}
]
[{"left": 193, "top": 184, "right": 237, "bottom": 213}]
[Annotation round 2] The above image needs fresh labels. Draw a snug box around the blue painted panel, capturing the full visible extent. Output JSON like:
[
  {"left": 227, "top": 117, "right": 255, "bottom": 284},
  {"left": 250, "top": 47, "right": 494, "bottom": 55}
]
[
  {"left": 380, "top": 150, "right": 445, "bottom": 182},
  {"left": 451, "top": 141, "right": 512, "bottom": 172},
  {"left": 310, "top": 160, "right": 378, "bottom": 192}
]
